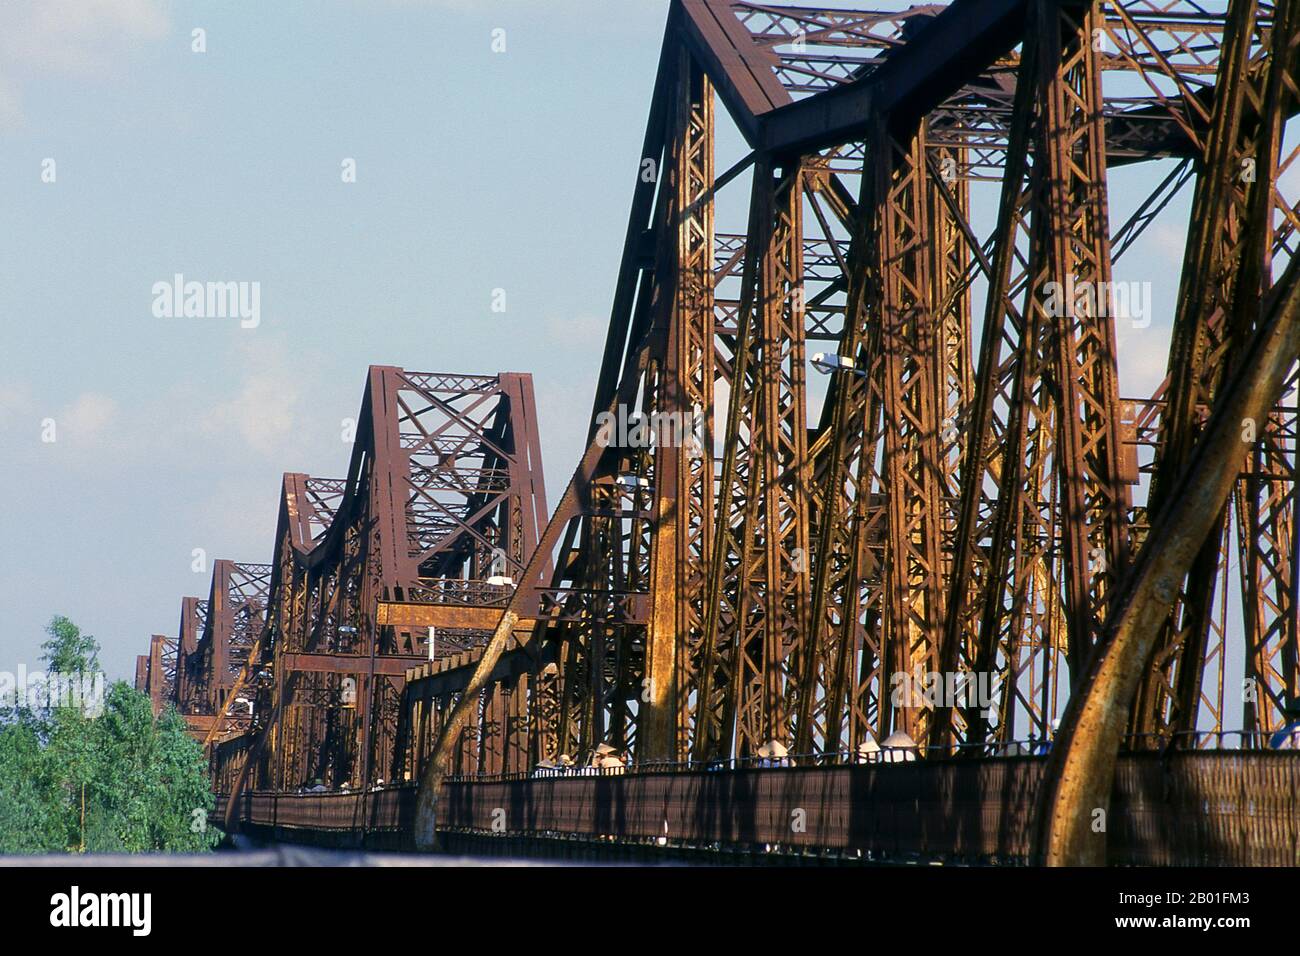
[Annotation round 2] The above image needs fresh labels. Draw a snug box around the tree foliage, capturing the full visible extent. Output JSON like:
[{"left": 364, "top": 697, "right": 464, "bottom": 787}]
[
  {"left": 40, "top": 615, "right": 100, "bottom": 676},
  {"left": 0, "top": 616, "right": 220, "bottom": 854}
]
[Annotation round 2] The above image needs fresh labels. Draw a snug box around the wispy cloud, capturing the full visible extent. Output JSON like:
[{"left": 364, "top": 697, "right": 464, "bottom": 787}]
[
  {"left": 60, "top": 391, "right": 118, "bottom": 444},
  {"left": 201, "top": 340, "right": 304, "bottom": 457},
  {"left": 544, "top": 312, "right": 608, "bottom": 345},
  {"left": 0, "top": 382, "right": 34, "bottom": 432},
  {"left": 1149, "top": 223, "right": 1187, "bottom": 270},
  {"left": 0, "top": 0, "right": 169, "bottom": 129}
]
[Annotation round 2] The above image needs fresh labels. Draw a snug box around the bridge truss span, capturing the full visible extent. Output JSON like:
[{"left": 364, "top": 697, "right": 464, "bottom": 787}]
[{"left": 133, "top": 0, "right": 1300, "bottom": 865}]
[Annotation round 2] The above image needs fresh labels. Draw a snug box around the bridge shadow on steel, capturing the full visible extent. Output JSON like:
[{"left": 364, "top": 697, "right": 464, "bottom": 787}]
[
  {"left": 220, "top": 751, "right": 1300, "bottom": 865},
  {"left": 138, "top": 0, "right": 1300, "bottom": 865}
]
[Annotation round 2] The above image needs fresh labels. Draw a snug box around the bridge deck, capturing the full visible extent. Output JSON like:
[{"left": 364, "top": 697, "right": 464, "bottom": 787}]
[{"left": 223, "top": 752, "right": 1300, "bottom": 865}]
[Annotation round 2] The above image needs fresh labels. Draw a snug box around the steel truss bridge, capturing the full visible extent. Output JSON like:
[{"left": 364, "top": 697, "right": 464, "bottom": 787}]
[{"left": 134, "top": 0, "right": 1300, "bottom": 865}]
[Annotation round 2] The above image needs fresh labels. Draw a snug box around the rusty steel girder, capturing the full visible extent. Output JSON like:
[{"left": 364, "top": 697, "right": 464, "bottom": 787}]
[
  {"left": 172, "top": 560, "right": 271, "bottom": 729},
  {"left": 203, "top": 369, "right": 550, "bottom": 814},
  {"left": 402, "top": 0, "right": 1300, "bottom": 859},
  {"left": 133, "top": 634, "right": 177, "bottom": 717},
  {"left": 134, "top": 367, "right": 550, "bottom": 820},
  {"left": 125, "top": 0, "right": 1299, "bottom": 864}
]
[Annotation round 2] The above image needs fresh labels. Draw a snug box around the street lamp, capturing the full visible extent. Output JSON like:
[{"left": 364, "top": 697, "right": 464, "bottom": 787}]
[{"left": 811, "top": 352, "right": 866, "bottom": 377}]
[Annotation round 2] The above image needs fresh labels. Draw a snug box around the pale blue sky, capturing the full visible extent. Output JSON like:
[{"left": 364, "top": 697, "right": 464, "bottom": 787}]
[
  {"left": 0, "top": 0, "right": 674, "bottom": 680},
  {"left": 0, "top": 1, "right": 1226, "bottom": 701}
]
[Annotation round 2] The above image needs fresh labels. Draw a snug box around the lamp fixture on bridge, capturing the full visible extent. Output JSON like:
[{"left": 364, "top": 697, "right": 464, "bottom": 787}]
[
  {"left": 614, "top": 474, "right": 653, "bottom": 491},
  {"left": 811, "top": 352, "right": 865, "bottom": 377}
]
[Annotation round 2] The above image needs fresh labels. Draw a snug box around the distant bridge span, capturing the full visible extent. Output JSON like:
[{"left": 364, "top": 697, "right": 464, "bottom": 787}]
[{"left": 137, "top": 0, "right": 1300, "bottom": 865}]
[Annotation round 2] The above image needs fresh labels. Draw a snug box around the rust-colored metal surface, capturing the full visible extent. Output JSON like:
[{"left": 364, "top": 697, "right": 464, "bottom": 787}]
[
  {"left": 224, "top": 751, "right": 1300, "bottom": 865},
  {"left": 133, "top": 634, "right": 177, "bottom": 717},
  {"left": 133, "top": 367, "right": 550, "bottom": 817},
  {"left": 135, "top": 0, "right": 1300, "bottom": 864}
]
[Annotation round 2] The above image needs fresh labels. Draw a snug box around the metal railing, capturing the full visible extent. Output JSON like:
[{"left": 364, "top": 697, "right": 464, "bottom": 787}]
[{"left": 226, "top": 748, "right": 1300, "bottom": 865}]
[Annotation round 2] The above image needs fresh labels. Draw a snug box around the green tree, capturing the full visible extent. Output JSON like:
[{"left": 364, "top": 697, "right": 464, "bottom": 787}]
[
  {"left": 0, "top": 714, "right": 63, "bottom": 853},
  {"left": 0, "top": 616, "right": 220, "bottom": 854},
  {"left": 40, "top": 615, "right": 100, "bottom": 675}
]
